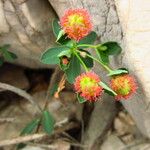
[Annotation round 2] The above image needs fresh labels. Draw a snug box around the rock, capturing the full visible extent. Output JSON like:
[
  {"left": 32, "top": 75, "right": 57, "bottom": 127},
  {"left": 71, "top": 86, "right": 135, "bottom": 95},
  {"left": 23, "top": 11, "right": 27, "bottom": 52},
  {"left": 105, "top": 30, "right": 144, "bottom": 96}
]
[
  {"left": 82, "top": 95, "right": 117, "bottom": 150},
  {"left": 130, "top": 143, "right": 150, "bottom": 150},
  {"left": 101, "top": 134, "right": 126, "bottom": 150},
  {"left": 115, "top": 0, "right": 150, "bottom": 138},
  {"left": 0, "top": 90, "right": 82, "bottom": 140},
  {"left": 53, "top": 140, "right": 70, "bottom": 150},
  {"left": 22, "top": 146, "right": 45, "bottom": 150},
  {"left": 0, "top": 64, "right": 29, "bottom": 90},
  {"left": 0, "top": 0, "right": 56, "bottom": 68},
  {"left": 101, "top": 134, "right": 150, "bottom": 150},
  {"left": 114, "top": 111, "right": 135, "bottom": 136}
]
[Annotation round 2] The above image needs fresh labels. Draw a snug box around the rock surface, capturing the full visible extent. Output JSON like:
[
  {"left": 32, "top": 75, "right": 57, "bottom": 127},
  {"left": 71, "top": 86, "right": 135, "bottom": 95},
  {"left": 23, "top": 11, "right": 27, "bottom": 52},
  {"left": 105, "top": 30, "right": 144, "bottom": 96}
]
[
  {"left": 82, "top": 95, "right": 117, "bottom": 150},
  {"left": 0, "top": 0, "right": 150, "bottom": 145},
  {"left": 0, "top": 64, "right": 29, "bottom": 89},
  {"left": 115, "top": 0, "right": 150, "bottom": 138},
  {"left": 0, "top": 0, "right": 56, "bottom": 68}
]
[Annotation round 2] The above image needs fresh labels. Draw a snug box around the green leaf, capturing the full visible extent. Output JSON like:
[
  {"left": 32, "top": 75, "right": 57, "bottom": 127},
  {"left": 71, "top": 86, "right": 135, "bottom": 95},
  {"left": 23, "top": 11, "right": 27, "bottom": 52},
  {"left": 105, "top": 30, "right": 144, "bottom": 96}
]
[
  {"left": 17, "top": 119, "right": 40, "bottom": 149},
  {"left": 8, "top": 51, "right": 17, "bottom": 59},
  {"left": 20, "top": 119, "right": 40, "bottom": 136},
  {"left": 52, "top": 19, "right": 71, "bottom": 46},
  {"left": 99, "top": 81, "right": 117, "bottom": 96},
  {"left": 0, "top": 58, "right": 3, "bottom": 66},
  {"left": 0, "top": 44, "right": 17, "bottom": 61},
  {"left": 101, "top": 42, "right": 122, "bottom": 55},
  {"left": 41, "top": 46, "right": 69, "bottom": 64},
  {"left": 98, "top": 45, "right": 107, "bottom": 51},
  {"left": 96, "top": 42, "right": 121, "bottom": 64},
  {"left": 107, "top": 69, "right": 128, "bottom": 76},
  {"left": 58, "top": 50, "right": 71, "bottom": 58},
  {"left": 17, "top": 143, "right": 26, "bottom": 150},
  {"left": 56, "top": 30, "right": 65, "bottom": 42},
  {"left": 99, "top": 51, "right": 109, "bottom": 64},
  {"left": 65, "top": 54, "right": 81, "bottom": 83},
  {"left": 58, "top": 50, "right": 71, "bottom": 71},
  {"left": 50, "top": 83, "right": 58, "bottom": 96},
  {"left": 57, "top": 35, "right": 71, "bottom": 46},
  {"left": 77, "top": 31, "right": 97, "bottom": 48},
  {"left": 77, "top": 94, "right": 87, "bottom": 103},
  {"left": 42, "top": 110, "right": 55, "bottom": 135},
  {"left": 78, "top": 50, "right": 93, "bottom": 68},
  {"left": 52, "top": 18, "right": 61, "bottom": 37}
]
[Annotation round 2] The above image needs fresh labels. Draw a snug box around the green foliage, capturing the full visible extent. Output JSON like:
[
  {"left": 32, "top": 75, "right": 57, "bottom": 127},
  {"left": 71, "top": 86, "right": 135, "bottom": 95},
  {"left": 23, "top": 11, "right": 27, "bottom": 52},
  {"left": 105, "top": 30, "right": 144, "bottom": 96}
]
[
  {"left": 78, "top": 50, "right": 93, "bottom": 68},
  {"left": 58, "top": 50, "right": 71, "bottom": 71},
  {"left": 77, "top": 94, "right": 87, "bottom": 103},
  {"left": 40, "top": 16, "right": 130, "bottom": 103},
  {"left": 0, "top": 44, "right": 17, "bottom": 64},
  {"left": 17, "top": 119, "right": 40, "bottom": 149},
  {"left": 96, "top": 42, "right": 122, "bottom": 64},
  {"left": 0, "top": 59, "right": 3, "bottom": 66},
  {"left": 42, "top": 110, "right": 55, "bottom": 135},
  {"left": 59, "top": 59, "right": 70, "bottom": 71},
  {"left": 65, "top": 54, "right": 81, "bottom": 83},
  {"left": 77, "top": 31, "right": 97, "bottom": 48},
  {"left": 99, "top": 51, "right": 109, "bottom": 64},
  {"left": 41, "top": 46, "right": 70, "bottom": 65},
  {"left": 107, "top": 69, "right": 128, "bottom": 76},
  {"left": 52, "top": 19, "right": 71, "bottom": 45},
  {"left": 58, "top": 49, "right": 72, "bottom": 58},
  {"left": 56, "top": 30, "right": 65, "bottom": 42},
  {"left": 20, "top": 119, "right": 40, "bottom": 135},
  {"left": 99, "top": 81, "right": 117, "bottom": 96},
  {"left": 52, "top": 18, "right": 61, "bottom": 37},
  {"left": 101, "top": 41, "right": 122, "bottom": 55}
]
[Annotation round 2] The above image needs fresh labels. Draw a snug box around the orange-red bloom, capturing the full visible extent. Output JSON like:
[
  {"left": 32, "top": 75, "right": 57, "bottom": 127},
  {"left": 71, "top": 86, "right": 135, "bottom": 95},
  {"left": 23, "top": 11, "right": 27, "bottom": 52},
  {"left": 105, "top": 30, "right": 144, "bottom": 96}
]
[
  {"left": 62, "top": 56, "right": 69, "bottom": 65},
  {"left": 60, "top": 9, "right": 92, "bottom": 41},
  {"left": 74, "top": 72, "right": 103, "bottom": 101},
  {"left": 110, "top": 74, "right": 137, "bottom": 100}
]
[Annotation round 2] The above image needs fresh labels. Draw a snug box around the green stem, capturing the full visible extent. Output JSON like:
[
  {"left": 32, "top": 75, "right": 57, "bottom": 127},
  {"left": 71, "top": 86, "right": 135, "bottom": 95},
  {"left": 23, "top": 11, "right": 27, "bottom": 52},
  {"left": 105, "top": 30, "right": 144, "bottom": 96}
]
[
  {"left": 77, "top": 50, "right": 112, "bottom": 73},
  {"left": 77, "top": 44, "right": 97, "bottom": 49},
  {"left": 74, "top": 51, "right": 89, "bottom": 72}
]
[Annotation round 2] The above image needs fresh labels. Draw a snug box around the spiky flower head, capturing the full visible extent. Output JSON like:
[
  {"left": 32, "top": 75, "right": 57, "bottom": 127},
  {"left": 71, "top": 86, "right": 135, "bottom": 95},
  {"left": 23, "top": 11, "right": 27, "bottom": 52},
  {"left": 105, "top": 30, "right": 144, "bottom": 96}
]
[
  {"left": 74, "top": 72, "right": 103, "bottom": 101},
  {"left": 62, "top": 56, "right": 69, "bottom": 65},
  {"left": 110, "top": 74, "right": 137, "bottom": 100},
  {"left": 60, "top": 8, "right": 92, "bottom": 41}
]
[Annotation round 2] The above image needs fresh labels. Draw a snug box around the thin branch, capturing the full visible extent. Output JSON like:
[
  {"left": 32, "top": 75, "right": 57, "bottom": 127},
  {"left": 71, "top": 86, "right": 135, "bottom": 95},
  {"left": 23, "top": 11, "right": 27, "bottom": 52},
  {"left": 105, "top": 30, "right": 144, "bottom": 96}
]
[
  {"left": 0, "top": 122, "right": 79, "bottom": 147},
  {"left": 0, "top": 117, "right": 15, "bottom": 123},
  {"left": 0, "top": 133, "right": 46, "bottom": 147},
  {"left": 0, "top": 82, "right": 42, "bottom": 113}
]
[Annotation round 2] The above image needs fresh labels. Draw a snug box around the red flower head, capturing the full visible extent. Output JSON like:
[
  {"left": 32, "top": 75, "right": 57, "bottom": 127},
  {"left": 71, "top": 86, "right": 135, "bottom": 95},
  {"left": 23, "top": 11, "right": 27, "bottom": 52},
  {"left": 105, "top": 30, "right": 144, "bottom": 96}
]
[
  {"left": 110, "top": 74, "right": 137, "bottom": 100},
  {"left": 74, "top": 72, "right": 103, "bottom": 101},
  {"left": 62, "top": 56, "right": 69, "bottom": 65},
  {"left": 60, "top": 8, "right": 93, "bottom": 41}
]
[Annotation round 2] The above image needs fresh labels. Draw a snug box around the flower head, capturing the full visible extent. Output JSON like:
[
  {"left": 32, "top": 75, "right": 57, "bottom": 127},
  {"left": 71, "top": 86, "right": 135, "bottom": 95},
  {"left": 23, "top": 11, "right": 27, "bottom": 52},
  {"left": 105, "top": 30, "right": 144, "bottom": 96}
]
[
  {"left": 110, "top": 74, "right": 137, "bottom": 100},
  {"left": 60, "top": 9, "right": 92, "bottom": 41},
  {"left": 74, "top": 72, "right": 103, "bottom": 101},
  {"left": 62, "top": 56, "right": 69, "bottom": 65}
]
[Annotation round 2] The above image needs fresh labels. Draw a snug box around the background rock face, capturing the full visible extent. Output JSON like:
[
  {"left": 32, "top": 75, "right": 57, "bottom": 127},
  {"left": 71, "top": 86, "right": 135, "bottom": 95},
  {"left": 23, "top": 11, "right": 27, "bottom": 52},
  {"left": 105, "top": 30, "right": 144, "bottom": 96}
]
[
  {"left": 1, "top": 0, "right": 150, "bottom": 144},
  {"left": 0, "top": 0, "right": 56, "bottom": 68},
  {"left": 115, "top": 0, "right": 150, "bottom": 138}
]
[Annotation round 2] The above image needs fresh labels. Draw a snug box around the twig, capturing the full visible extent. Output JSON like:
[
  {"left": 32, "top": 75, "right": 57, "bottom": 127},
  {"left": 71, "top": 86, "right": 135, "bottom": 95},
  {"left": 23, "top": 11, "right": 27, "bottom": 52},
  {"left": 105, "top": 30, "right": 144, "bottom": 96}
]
[
  {"left": 36, "top": 67, "right": 66, "bottom": 133},
  {"left": 55, "top": 118, "right": 68, "bottom": 127},
  {"left": 0, "top": 122, "right": 79, "bottom": 147},
  {"left": 0, "top": 133, "right": 46, "bottom": 147},
  {"left": 43, "top": 67, "right": 65, "bottom": 110},
  {"left": 54, "top": 74, "right": 66, "bottom": 99},
  {"left": 28, "top": 142, "right": 57, "bottom": 149},
  {"left": 0, "top": 82, "right": 42, "bottom": 113},
  {"left": 0, "top": 117, "right": 15, "bottom": 123}
]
